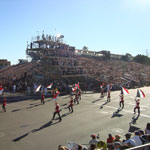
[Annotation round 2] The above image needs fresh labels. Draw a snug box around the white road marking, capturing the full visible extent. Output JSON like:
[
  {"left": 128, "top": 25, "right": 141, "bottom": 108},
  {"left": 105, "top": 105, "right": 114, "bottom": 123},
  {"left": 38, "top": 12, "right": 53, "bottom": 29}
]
[
  {"left": 83, "top": 100, "right": 150, "bottom": 118},
  {"left": 98, "top": 111, "right": 111, "bottom": 115}
]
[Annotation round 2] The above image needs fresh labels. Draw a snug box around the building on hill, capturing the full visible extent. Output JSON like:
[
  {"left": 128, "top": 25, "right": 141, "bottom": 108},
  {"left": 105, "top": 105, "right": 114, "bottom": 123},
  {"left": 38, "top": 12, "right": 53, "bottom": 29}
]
[
  {"left": 110, "top": 53, "right": 133, "bottom": 62},
  {"left": 110, "top": 53, "right": 122, "bottom": 60},
  {"left": 0, "top": 59, "right": 10, "bottom": 69}
]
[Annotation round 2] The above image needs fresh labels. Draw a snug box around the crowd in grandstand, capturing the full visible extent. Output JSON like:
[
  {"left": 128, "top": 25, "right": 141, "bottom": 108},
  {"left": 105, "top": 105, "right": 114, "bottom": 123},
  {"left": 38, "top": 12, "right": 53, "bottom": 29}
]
[{"left": 1, "top": 55, "right": 150, "bottom": 96}]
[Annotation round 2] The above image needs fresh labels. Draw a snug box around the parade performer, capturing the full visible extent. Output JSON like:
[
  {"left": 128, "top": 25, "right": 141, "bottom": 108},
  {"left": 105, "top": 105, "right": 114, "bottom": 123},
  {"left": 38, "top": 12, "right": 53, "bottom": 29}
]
[
  {"left": 52, "top": 102, "right": 62, "bottom": 122},
  {"left": 41, "top": 91, "right": 45, "bottom": 104},
  {"left": 52, "top": 89, "right": 59, "bottom": 101},
  {"left": 78, "top": 88, "right": 81, "bottom": 100},
  {"left": 68, "top": 96, "right": 74, "bottom": 113},
  {"left": 134, "top": 98, "right": 140, "bottom": 115},
  {"left": 2, "top": 96, "right": 6, "bottom": 112},
  {"left": 107, "top": 90, "right": 111, "bottom": 102},
  {"left": 119, "top": 94, "right": 124, "bottom": 110},
  {"left": 74, "top": 93, "right": 79, "bottom": 104},
  {"left": 100, "top": 83, "right": 104, "bottom": 98}
]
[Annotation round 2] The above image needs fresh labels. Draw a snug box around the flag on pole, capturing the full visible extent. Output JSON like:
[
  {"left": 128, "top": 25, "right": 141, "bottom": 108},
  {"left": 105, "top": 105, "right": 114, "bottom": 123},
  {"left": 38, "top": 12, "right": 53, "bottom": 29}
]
[
  {"left": 35, "top": 85, "right": 41, "bottom": 93},
  {"left": 0, "top": 87, "right": 4, "bottom": 95},
  {"left": 136, "top": 89, "right": 145, "bottom": 98},
  {"left": 121, "top": 87, "right": 129, "bottom": 95},
  {"left": 72, "top": 87, "right": 77, "bottom": 92},
  {"left": 52, "top": 90, "right": 59, "bottom": 101},
  {"left": 75, "top": 83, "right": 80, "bottom": 89},
  {"left": 47, "top": 83, "right": 53, "bottom": 89}
]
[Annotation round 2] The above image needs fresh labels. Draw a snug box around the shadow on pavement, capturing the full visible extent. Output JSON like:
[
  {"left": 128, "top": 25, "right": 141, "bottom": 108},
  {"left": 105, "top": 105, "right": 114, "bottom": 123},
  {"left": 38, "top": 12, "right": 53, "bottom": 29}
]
[
  {"left": 128, "top": 125, "right": 140, "bottom": 132},
  {"left": 129, "top": 113, "right": 140, "bottom": 125},
  {"left": 111, "top": 109, "right": 123, "bottom": 118},
  {"left": 61, "top": 112, "right": 71, "bottom": 117},
  {"left": 26, "top": 104, "right": 41, "bottom": 109},
  {"left": 13, "top": 132, "right": 31, "bottom": 142},
  {"left": 31, "top": 121, "right": 59, "bottom": 133},
  {"left": 12, "top": 109, "right": 22, "bottom": 112},
  {"left": 92, "top": 98, "right": 102, "bottom": 103},
  {"left": 12, "top": 121, "right": 59, "bottom": 142},
  {"left": 61, "top": 103, "right": 68, "bottom": 106},
  {"left": 100, "top": 101, "right": 109, "bottom": 109},
  {"left": 111, "top": 113, "right": 123, "bottom": 118}
]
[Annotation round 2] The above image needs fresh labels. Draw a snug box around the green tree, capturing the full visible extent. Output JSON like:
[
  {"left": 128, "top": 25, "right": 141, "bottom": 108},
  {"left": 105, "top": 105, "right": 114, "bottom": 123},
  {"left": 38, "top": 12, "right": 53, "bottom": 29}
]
[
  {"left": 133, "top": 54, "right": 150, "bottom": 65},
  {"left": 82, "top": 46, "right": 88, "bottom": 51}
]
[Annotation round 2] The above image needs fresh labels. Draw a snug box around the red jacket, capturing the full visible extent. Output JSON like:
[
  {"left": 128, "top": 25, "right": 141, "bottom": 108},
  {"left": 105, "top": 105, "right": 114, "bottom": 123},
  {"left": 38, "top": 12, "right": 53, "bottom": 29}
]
[
  {"left": 120, "top": 95, "right": 124, "bottom": 102},
  {"left": 55, "top": 104, "right": 60, "bottom": 112},
  {"left": 69, "top": 98, "right": 73, "bottom": 106},
  {"left": 3, "top": 98, "right": 6, "bottom": 106},
  {"left": 136, "top": 101, "right": 140, "bottom": 108},
  {"left": 75, "top": 94, "right": 78, "bottom": 99},
  {"left": 41, "top": 93, "right": 45, "bottom": 100},
  {"left": 107, "top": 91, "right": 110, "bottom": 98}
]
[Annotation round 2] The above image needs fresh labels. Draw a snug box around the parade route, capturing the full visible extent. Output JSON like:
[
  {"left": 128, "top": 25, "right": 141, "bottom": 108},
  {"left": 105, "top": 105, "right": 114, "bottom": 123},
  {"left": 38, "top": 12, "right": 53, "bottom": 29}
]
[{"left": 0, "top": 87, "right": 150, "bottom": 150}]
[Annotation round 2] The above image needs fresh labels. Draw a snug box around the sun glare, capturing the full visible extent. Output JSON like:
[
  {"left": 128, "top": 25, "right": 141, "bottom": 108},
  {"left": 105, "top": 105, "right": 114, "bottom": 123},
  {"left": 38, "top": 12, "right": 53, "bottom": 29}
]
[
  {"left": 121, "top": 0, "right": 150, "bottom": 11},
  {"left": 137, "top": 0, "right": 150, "bottom": 6}
]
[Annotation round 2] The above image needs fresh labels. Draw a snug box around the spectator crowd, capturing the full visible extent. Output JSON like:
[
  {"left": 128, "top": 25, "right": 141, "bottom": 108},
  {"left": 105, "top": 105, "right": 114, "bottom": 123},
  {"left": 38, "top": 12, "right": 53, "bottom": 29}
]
[{"left": 58, "top": 123, "right": 150, "bottom": 150}]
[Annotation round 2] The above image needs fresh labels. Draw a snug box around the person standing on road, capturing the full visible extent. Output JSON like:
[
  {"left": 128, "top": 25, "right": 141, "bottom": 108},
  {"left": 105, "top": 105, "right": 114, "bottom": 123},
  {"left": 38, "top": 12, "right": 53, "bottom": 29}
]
[
  {"left": 41, "top": 91, "right": 45, "bottom": 104},
  {"left": 52, "top": 102, "right": 62, "bottom": 122},
  {"left": 119, "top": 94, "right": 124, "bottom": 110},
  {"left": 100, "top": 83, "right": 104, "bottom": 98},
  {"left": 78, "top": 88, "right": 81, "bottom": 100},
  {"left": 74, "top": 93, "right": 79, "bottom": 104},
  {"left": 2, "top": 96, "right": 6, "bottom": 112},
  {"left": 68, "top": 96, "right": 74, "bottom": 113},
  {"left": 134, "top": 98, "right": 140, "bottom": 115},
  {"left": 107, "top": 90, "right": 111, "bottom": 102}
]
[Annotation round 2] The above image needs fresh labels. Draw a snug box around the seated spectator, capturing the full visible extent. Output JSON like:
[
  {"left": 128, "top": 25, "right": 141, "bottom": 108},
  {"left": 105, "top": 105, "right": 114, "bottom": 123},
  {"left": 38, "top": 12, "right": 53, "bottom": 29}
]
[
  {"left": 114, "top": 135, "right": 121, "bottom": 143},
  {"left": 58, "top": 145, "right": 68, "bottom": 150},
  {"left": 89, "top": 134, "right": 99, "bottom": 150},
  {"left": 113, "top": 142, "right": 122, "bottom": 150},
  {"left": 131, "top": 130, "right": 142, "bottom": 146},
  {"left": 81, "top": 145, "right": 88, "bottom": 150},
  {"left": 145, "top": 123, "right": 150, "bottom": 134},
  {"left": 78, "top": 144, "right": 82, "bottom": 150},
  {"left": 78, "top": 144, "right": 88, "bottom": 150},
  {"left": 140, "top": 134, "right": 149, "bottom": 145},
  {"left": 90, "top": 143, "right": 96, "bottom": 150},
  {"left": 89, "top": 134, "right": 99, "bottom": 145},
  {"left": 122, "top": 132, "right": 135, "bottom": 148},
  {"left": 96, "top": 140, "right": 107, "bottom": 150},
  {"left": 139, "top": 130, "right": 144, "bottom": 136},
  {"left": 138, "top": 129, "right": 146, "bottom": 144},
  {"left": 107, "top": 134, "right": 115, "bottom": 150}
]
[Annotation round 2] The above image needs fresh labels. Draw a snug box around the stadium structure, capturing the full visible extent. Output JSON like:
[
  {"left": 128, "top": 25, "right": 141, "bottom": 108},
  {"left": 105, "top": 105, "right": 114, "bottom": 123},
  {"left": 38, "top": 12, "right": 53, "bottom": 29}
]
[{"left": 0, "top": 33, "right": 150, "bottom": 92}]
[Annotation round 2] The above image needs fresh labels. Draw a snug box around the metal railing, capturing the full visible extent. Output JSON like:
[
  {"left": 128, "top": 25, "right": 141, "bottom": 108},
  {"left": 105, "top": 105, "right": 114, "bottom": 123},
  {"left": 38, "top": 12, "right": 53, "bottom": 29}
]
[{"left": 126, "top": 143, "right": 150, "bottom": 150}]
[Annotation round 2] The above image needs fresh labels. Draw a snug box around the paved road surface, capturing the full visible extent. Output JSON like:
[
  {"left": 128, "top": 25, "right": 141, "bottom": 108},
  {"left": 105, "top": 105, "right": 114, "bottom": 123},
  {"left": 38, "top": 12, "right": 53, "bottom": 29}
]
[{"left": 0, "top": 87, "right": 150, "bottom": 150}]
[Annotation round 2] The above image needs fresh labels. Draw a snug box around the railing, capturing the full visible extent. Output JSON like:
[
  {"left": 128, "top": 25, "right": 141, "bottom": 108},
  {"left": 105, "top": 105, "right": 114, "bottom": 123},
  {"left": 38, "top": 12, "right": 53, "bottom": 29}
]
[{"left": 126, "top": 143, "right": 150, "bottom": 150}]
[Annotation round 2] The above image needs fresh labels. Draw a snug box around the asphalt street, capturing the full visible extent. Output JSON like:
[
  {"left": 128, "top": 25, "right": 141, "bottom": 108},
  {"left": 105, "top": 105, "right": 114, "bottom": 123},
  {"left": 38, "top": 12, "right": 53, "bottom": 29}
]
[{"left": 0, "top": 87, "right": 150, "bottom": 150}]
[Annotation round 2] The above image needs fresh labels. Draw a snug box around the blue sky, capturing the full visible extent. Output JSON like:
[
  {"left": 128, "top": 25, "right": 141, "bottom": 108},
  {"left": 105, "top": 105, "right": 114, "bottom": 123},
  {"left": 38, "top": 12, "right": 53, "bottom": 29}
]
[{"left": 1, "top": 0, "right": 150, "bottom": 64}]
